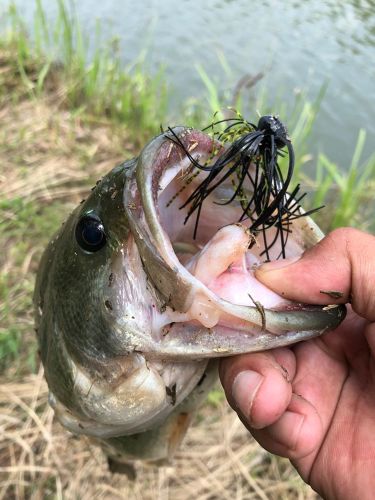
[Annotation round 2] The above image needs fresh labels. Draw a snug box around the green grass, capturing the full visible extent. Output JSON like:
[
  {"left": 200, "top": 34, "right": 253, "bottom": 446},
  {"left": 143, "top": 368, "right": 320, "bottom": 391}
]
[
  {"left": 312, "top": 129, "right": 375, "bottom": 231},
  {"left": 0, "top": 197, "right": 67, "bottom": 373},
  {"left": 5, "top": 0, "right": 168, "bottom": 142}
]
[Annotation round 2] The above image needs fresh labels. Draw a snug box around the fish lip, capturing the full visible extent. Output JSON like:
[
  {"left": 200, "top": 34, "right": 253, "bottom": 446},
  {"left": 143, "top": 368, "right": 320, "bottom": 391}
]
[{"left": 123, "top": 127, "right": 347, "bottom": 354}]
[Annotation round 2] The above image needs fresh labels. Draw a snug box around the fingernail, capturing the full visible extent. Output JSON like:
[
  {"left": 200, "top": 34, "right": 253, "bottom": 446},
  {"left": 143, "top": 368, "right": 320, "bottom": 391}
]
[
  {"left": 257, "top": 255, "right": 301, "bottom": 273},
  {"left": 232, "top": 370, "right": 264, "bottom": 422}
]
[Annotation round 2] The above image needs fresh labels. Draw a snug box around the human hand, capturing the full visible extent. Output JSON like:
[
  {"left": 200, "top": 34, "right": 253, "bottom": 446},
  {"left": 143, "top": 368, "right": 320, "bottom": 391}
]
[{"left": 220, "top": 228, "right": 375, "bottom": 499}]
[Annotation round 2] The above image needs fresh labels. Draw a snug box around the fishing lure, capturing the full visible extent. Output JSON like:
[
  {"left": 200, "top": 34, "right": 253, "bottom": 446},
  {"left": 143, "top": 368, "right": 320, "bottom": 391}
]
[{"left": 168, "top": 114, "right": 322, "bottom": 260}]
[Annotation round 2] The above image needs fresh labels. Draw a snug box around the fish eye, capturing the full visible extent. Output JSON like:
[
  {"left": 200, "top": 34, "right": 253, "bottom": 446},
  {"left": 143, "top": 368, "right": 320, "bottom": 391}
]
[{"left": 75, "top": 214, "right": 106, "bottom": 252}]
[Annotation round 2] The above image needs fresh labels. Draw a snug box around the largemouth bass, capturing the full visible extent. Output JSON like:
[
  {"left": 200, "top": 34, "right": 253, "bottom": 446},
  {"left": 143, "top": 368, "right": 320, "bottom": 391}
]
[{"left": 34, "top": 123, "right": 346, "bottom": 465}]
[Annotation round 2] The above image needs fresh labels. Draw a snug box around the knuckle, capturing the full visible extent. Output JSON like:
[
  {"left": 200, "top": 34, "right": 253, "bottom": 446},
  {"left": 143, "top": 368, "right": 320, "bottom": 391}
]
[{"left": 324, "top": 227, "right": 360, "bottom": 251}]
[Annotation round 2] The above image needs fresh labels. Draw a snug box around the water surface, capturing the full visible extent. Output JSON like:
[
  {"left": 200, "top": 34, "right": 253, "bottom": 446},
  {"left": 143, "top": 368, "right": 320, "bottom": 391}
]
[{"left": 8, "top": 0, "right": 375, "bottom": 168}]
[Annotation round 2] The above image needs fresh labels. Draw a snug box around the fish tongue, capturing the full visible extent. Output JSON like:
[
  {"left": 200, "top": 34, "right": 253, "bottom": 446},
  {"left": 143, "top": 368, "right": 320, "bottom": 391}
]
[
  {"left": 185, "top": 224, "right": 251, "bottom": 286},
  {"left": 180, "top": 224, "right": 251, "bottom": 329},
  {"left": 186, "top": 224, "right": 251, "bottom": 328},
  {"left": 182, "top": 222, "right": 285, "bottom": 329}
]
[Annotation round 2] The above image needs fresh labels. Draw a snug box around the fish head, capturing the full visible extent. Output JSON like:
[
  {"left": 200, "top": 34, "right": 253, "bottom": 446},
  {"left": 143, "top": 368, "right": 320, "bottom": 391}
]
[{"left": 34, "top": 126, "right": 346, "bottom": 443}]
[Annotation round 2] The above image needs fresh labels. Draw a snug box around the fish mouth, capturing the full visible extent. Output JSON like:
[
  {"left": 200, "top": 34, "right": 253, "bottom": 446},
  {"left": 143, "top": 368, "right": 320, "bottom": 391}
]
[{"left": 124, "top": 127, "right": 346, "bottom": 359}]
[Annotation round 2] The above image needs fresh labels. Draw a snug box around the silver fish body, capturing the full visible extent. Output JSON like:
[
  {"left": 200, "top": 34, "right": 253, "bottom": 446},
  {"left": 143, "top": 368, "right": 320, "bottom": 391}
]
[{"left": 34, "top": 127, "right": 346, "bottom": 463}]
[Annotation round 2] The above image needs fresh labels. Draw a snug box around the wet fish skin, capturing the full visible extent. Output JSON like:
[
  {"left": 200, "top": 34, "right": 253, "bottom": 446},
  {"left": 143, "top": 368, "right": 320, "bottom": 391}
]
[{"left": 34, "top": 161, "right": 145, "bottom": 407}]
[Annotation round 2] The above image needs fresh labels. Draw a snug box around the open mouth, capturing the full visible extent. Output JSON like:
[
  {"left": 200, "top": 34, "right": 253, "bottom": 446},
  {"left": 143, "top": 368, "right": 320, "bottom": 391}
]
[{"left": 124, "top": 126, "right": 346, "bottom": 358}]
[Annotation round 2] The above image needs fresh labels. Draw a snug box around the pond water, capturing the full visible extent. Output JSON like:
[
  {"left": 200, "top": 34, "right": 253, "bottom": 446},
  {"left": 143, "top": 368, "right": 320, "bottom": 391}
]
[{"left": 8, "top": 0, "right": 375, "bottom": 169}]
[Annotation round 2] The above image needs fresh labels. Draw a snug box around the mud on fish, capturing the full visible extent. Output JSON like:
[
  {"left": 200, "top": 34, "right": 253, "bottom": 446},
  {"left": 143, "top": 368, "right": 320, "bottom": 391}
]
[{"left": 34, "top": 116, "right": 346, "bottom": 466}]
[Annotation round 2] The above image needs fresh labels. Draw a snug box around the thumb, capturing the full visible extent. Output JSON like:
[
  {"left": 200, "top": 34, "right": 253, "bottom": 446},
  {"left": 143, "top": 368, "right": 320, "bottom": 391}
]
[{"left": 255, "top": 227, "right": 375, "bottom": 321}]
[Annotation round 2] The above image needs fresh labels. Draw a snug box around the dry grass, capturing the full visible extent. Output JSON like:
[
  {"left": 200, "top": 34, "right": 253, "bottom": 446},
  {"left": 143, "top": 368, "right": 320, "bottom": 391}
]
[
  {"left": 0, "top": 54, "right": 319, "bottom": 499},
  {"left": 0, "top": 372, "right": 317, "bottom": 500}
]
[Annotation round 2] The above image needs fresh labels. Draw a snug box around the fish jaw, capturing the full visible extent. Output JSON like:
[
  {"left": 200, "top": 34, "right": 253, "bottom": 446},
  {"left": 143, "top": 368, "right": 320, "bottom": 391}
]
[{"left": 124, "top": 126, "right": 346, "bottom": 359}]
